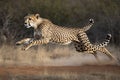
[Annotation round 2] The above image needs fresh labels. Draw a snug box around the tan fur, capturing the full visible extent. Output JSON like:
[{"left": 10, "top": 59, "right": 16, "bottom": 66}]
[{"left": 16, "top": 13, "right": 116, "bottom": 61}]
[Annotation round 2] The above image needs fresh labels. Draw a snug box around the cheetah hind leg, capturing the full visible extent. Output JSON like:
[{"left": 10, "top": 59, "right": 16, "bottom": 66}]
[
  {"left": 99, "top": 47, "right": 118, "bottom": 64},
  {"left": 82, "top": 51, "right": 100, "bottom": 62},
  {"left": 92, "top": 51, "right": 101, "bottom": 63},
  {"left": 74, "top": 41, "right": 100, "bottom": 62}
]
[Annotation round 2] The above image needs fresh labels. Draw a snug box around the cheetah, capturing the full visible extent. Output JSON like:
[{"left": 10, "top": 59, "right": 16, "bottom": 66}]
[{"left": 16, "top": 13, "right": 116, "bottom": 61}]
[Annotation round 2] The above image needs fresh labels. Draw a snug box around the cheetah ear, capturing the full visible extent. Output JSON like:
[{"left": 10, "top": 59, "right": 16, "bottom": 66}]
[{"left": 35, "top": 13, "right": 40, "bottom": 19}]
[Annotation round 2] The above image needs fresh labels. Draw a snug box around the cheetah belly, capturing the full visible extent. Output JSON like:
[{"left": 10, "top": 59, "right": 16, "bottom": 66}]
[
  {"left": 60, "top": 41, "right": 72, "bottom": 45},
  {"left": 50, "top": 40, "right": 72, "bottom": 45}
]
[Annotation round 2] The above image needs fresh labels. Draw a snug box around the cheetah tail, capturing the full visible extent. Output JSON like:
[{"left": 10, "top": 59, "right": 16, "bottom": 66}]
[
  {"left": 82, "top": 18, "right": 94, "bottom": 32},
  {"left": 97, "top": 34, "right": 112, "bottom": 47}
]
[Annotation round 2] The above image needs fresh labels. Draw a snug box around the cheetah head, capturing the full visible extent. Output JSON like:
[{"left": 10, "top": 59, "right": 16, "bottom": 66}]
[{"left": 24, "top": 13, "right": 42, "bottom": 29}]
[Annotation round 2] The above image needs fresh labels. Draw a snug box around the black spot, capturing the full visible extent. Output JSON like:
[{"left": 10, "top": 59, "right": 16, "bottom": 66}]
[
  {"left": 89, "top": 19, "right": 94, "bottom": 23},
  {"left": 106, "top": 34, "right": 111, "bottom": 40}
]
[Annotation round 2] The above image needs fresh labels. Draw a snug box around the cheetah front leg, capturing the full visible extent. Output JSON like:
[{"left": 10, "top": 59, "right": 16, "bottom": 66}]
[
  {"left": 16, "top": 38, "right": 34, "bottom": 45},
  {"left": 22, "top": 38, "right": 50, "bottom": 50}
]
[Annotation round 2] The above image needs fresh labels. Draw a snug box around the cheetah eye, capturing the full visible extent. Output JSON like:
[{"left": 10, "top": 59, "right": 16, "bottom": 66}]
[{"left": 29, "top": 18, "right": 31, "bottom": 20}]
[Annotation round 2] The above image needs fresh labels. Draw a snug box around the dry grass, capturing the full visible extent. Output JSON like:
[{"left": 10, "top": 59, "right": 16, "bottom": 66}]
[{"left": 0, "top": 45, "right": 119, "bottom": 66}]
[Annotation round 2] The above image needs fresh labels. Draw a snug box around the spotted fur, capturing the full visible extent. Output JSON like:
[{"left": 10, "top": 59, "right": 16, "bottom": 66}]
[{"left": 16, "top": 14, "right": 116, "bottom": 61}]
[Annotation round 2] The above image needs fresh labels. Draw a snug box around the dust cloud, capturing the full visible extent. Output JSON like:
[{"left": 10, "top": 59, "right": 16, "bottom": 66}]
[{"left": 0, "top": 45, "right": 119, "bottom": 66}]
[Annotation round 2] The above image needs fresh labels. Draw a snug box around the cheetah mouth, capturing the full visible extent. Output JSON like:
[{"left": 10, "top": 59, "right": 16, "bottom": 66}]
[
  {"left": 26, "top": 26, "right": 32, "bottom": 28},
  {"left": 24, "top": 24, "right": 32, "bottom": 28}
]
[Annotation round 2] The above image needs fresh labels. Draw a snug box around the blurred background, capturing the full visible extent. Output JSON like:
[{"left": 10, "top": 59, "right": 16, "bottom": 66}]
[
  {"left": 0, "top": 0, "right": 120, "bottom": 46},
  {"left": 0, "top": 1, "right": 120, "bottom": 79}
]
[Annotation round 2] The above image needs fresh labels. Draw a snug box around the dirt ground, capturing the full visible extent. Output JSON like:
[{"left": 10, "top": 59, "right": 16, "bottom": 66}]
[{"left": 0, "top": 65, "right": 120, "bottom": 80}]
